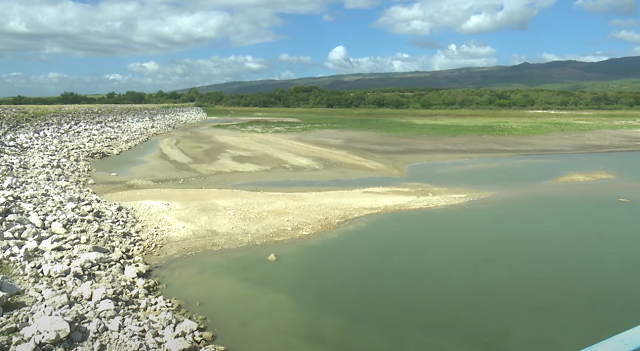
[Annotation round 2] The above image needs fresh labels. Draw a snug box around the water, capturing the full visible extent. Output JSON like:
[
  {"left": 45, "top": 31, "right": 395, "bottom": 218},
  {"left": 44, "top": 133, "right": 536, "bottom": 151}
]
[
  {"left": 157, "top": 152, "right": 640, "bottom": 351},
  {"left": 92, "top": 138, "right": 159, "bottom": 176}
]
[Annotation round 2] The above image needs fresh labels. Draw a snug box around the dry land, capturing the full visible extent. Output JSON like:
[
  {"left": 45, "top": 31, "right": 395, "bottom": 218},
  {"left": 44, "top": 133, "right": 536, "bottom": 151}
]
[{"left": 90, "top": 108, "right": 640, "bottom": 263}]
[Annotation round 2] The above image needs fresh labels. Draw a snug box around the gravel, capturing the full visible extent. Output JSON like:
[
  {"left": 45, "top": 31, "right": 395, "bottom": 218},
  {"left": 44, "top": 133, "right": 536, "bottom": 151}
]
[{"left": 0, "top": 106, "right": 226, "bottom": 351}]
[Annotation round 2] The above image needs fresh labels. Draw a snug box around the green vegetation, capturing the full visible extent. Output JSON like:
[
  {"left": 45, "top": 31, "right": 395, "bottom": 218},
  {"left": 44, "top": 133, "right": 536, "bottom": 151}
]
[
  {"left": 0, "top": 88, "right": 201, "bottom": 106},
  {"left": 4, "top": 81, "right": 640, "bottom": 112},
  {"left": 205, "top": 107, "right": 640, "bottom": 137}
]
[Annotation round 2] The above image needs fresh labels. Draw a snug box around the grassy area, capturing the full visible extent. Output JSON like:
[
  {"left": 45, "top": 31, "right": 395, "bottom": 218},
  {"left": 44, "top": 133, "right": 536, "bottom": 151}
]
[{"left": 204, "top": 107, "right": 640, "bottom": 137}]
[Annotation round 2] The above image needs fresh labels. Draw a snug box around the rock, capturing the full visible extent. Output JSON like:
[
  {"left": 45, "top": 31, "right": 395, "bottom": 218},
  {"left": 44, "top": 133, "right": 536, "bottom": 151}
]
[
  {"left": 165, "top": 337, "right": 194, "bottom": 351},
  {"left": 69, "top": 331, "right": 83, "bottom": 343},
  {"left": 110, "top": 173, "right": 118, "bottom": 176},
  {"left": 50, "top": 221, "right": 66, "bottom": 234},
  {"left": 124, "top": 264, "right": 150, "bottom": 280},
  {"left": 267, "top": 253, "right": 278, "bottom": 261},
  {"left": 43, "top": 264, "right": 70, "bottom": 277},
  {"left": 20, "top": 316, "right": 70, "bottom": 340},
  {"left": 96, "top": 299, "right": 116, "bottom": 312},
  {"left": 176, "top": 319, "right": 198, "bottom": 335},
  {"left": 91, "top": 287, "right": 106, "bottom": 303},
  {"left": 15, "top": 339, "right": 37, "bottom": 351},
  {"left": 107, "top": 316, "right": 122, "bottom": 332},
  {"left": 0, "top": 275, "right": 21, "bottom": 296},
  {"left": 39, "top": 237, "right": 62, "bottom": 251},
  {"left": 202, "top": 331, "right": 214, "bottom": 342},
  {"left": 79, "top": 281, "right": 93, "bottom": 300},
  {"left": 0, "top": 291, "right": 7, "bottom": 307},
  {"left": 0, "top": 107, "right": 215, "bottom": 351}
]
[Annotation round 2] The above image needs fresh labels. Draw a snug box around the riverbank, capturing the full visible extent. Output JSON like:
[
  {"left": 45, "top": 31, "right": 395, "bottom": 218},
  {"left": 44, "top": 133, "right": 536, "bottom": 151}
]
[{"left": 0, "top": 106, "right": 225, "bottom": 351}]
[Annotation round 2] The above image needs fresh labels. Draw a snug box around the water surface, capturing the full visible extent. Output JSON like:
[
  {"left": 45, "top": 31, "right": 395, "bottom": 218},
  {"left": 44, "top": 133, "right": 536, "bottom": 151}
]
[{"left": 157, "top": 152, "right": 640, "bottom": 351}]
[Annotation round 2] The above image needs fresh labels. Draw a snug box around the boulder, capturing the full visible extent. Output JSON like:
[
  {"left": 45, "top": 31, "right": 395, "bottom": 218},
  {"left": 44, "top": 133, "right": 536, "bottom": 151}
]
[
  {"left": 165, "top": 337, "right": 194, "bottom": 351},
  {"left": 124, "top": 264, "right": 150, "bottom": 280},
  {"left": 20, "top": 316, "right": 70, "bottom": 340},
  {"left": 267, "top": 253, "right": 278, "bottom": 261},
  {"left": 0, "top": 275, "right": 21, "bottom": 296},
  {"left": 176, "top": 319, "right": 198, "bottom": 336},
  {"left": 50, "top": 221, "right": 66, "bottom": 234}
]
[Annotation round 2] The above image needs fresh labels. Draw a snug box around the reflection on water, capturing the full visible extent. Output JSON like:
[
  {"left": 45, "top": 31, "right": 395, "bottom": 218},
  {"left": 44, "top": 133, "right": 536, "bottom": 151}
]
[{"left": 157, "top": 152, "right": 640, "bottom": 351}]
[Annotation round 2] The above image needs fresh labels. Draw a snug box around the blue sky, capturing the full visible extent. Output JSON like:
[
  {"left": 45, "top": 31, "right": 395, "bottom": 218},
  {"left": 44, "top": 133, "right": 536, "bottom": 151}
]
[{"left": 1, "top": 0, "right": 639, "bottom": 97}]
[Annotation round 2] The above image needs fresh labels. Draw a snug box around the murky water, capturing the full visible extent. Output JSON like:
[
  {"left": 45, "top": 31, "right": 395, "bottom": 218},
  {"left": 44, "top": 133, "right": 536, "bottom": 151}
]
[{"left": 157, "top": 152, "right": 640, "bottom": 351}]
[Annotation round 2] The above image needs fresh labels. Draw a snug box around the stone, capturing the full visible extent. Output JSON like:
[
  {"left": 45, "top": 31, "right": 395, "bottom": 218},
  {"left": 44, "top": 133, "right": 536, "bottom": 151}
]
[
  {"left": 15, "top": 339, "right": 37, "bottom": 351},
  {"left": 96, "top": 299, "right": 115, "bottom": 312},
  {"left": 44, "top": 264, "right": 70, "bottom": 277},
  {"left": 124, "top": 264, "right": 149, "bottom": 280},
  {"left": 175, "top": 319, "right": 198, "bottom": 336},
  {"left": 202, "top": 331, "right": 214, "bottom": 342},
  {"left": 107, "top": 316, "right": 122, "bottom": 332},
  {"left": 87, "top": 319, "right": 106, "bottom": 334},
  {"left": 39, "top": 238, "right": 62, "bottom": 251},
  {"left": 267, "top": 253, "right": 277, "bottom": 261},
  {"left": 50, "top": 222, "right": 66, "bottom": 235},
  {"left": 79, "top": 281, "right": 93, "bottom": 300},
  {"left": 91, "top": 287, "right": 106, "bottom": 303},
  {"left": 69, "top": 331, "right": 83, "bottom": 343},
  {"left": 20, "top": 316, "right": 70, "bottom": 340},
  {"left": 165, "top": 337, "right": 193, "bottom": 351},
  {"left": 0, "top": 275, "right": 21, "bottom": 296},
  {"left": 0, "top": 291, "right": 7, "bottom": 307}
]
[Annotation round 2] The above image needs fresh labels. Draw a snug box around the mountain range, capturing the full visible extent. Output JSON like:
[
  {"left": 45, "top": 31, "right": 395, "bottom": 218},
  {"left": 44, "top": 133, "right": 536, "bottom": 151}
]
[{"left": 179, "top": 55, "right": 640, "bottom": 94}]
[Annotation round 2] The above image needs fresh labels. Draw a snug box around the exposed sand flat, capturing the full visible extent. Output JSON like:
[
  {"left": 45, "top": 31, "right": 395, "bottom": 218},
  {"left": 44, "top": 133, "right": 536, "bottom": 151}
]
[
  {"left": 551, "top": 171, "right": 615, "bottom": 183},
  {"left": 104, "top": 185, "right": 487, "bottom": 263}
]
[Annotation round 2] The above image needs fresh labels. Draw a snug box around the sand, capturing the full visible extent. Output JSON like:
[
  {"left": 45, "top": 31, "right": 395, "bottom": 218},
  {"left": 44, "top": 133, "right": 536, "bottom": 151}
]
[{"left": 90, "top": 123, "right": 640, "bottom": 262}]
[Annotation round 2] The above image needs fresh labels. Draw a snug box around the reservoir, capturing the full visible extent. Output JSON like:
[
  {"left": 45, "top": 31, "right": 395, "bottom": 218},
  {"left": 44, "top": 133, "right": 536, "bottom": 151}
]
[{"left": 155, "top": 151, "right": 640, "bottom": 351}]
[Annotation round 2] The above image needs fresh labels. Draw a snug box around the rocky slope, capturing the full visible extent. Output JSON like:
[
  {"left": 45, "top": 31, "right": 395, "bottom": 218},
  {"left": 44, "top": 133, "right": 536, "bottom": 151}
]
[{"left": 0, "top": 106, "right": 224, "bottom": 351}]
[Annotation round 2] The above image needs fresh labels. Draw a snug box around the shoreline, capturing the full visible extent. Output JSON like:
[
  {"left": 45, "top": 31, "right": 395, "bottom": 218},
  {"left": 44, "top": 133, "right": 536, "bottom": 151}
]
[
  {"left": 103, "top": 185, "right": 488, "bottom": 264},
  {"left": 0, "top": 106, "right": 225, "bottom": 351}
]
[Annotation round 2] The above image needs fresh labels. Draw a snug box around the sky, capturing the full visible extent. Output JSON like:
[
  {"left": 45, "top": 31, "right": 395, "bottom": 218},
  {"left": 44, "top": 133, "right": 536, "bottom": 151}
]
[{"left": 1, "top": 0, "right": 639, "bottom": 97}]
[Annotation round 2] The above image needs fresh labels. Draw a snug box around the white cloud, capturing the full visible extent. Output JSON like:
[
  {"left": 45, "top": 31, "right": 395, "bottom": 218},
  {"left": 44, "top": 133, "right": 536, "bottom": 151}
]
[
  {"left": 127, "top": 56, "right": 269, "bottom": 85},
  {"left": 324, "top": 46, "right": 428, "bottom": 73},
  {"left": 277, "top": 54, "right": 315, "bottom": 64},
  {"left": 574, "top": 0, "right": 637, "bottom": 15},
  {"left": 610, "top": 19, "right": 640, "bottom": 27},
  {"left": 430, "top": 42, "right": 498, "bottom": 70},
  {"left": 374, "top": 0, "right": 556, "bottom": 35},
  {"left": 610, "top": 29, "right": 640, "bottom": 44},
  {"left": 0, "top": 54, "right": 275, "bottom": 97},
  {"left": 0, "top": 0, "right": 375, "bottom": 57},
  {"left": 323, "top": 42, "right": 498, "bottom": 74},
  {"left": 276, "top": 70, "right": 297, "bottom": 80}
]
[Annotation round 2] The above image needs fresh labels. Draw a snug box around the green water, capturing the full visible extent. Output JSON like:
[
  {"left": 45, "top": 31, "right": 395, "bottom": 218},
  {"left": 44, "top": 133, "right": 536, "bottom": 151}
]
[
  {"left": 92, "top": 138, "right": 159, "bottom": 176},
  {"left": 156, "top": 152, "right": 640, "bottom": 351}
]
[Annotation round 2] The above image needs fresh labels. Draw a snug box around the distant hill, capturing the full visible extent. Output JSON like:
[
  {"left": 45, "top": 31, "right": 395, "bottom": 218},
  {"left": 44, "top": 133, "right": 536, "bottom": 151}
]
[{"left": 178, "top": 56, "right": 640, "bottom": 94}]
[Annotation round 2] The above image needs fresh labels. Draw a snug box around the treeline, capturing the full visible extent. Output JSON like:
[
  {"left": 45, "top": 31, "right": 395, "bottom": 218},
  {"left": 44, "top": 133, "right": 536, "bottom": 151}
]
[
  {"left": 1, "top": 89, "right": 200, "bottom": 106},
  {"left": 4, "top": 85, "right": 640, "bottom": 110},
  {"left": 197, "top": 86, "right": 640, "bottom": 110}
]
